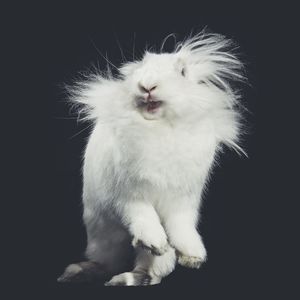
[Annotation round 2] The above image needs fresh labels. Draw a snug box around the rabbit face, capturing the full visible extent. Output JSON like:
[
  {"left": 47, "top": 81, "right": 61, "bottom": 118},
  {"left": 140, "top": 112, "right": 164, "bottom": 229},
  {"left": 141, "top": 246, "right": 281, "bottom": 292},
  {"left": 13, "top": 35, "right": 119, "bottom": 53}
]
[{"left": 120, "top": 52, "right": 206, "bottom": 121}]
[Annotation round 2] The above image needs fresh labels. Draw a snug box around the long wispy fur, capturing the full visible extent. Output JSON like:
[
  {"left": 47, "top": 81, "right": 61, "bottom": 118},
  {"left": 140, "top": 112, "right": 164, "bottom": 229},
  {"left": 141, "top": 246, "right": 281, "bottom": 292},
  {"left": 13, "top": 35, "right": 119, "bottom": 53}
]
[{"left": 59, "top": 30, "right": 248, "bottom": 286}]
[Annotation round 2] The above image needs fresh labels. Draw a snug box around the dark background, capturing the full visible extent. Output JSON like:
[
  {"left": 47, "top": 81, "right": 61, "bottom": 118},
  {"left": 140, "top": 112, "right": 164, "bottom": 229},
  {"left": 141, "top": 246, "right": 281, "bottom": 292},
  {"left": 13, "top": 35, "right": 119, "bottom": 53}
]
[{"left": 3, "top": 1, "right": 296, "bottom": 299}]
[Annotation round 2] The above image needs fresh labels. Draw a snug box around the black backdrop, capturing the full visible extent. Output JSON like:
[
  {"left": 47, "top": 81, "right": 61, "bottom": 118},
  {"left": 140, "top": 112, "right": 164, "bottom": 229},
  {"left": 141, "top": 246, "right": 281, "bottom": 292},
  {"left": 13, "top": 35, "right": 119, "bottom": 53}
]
[{"left": 3, "top": 1, "right": 295, "bottom": 299}]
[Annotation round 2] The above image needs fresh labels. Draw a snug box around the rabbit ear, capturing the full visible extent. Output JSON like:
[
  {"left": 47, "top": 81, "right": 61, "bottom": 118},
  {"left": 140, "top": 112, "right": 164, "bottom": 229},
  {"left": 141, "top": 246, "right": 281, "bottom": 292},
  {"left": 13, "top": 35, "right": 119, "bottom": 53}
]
[
  {"left": 65, "top": 74, "right": 123, "bottom": 122},
  {"left": 176, "top": 31, "right": 246, "bottom": 96},
  {"left": 175, "top": 31, "right": 246, "bottom": 104},
  {"left": 119, "top": 62, "right": 139, "bottom": 77}
]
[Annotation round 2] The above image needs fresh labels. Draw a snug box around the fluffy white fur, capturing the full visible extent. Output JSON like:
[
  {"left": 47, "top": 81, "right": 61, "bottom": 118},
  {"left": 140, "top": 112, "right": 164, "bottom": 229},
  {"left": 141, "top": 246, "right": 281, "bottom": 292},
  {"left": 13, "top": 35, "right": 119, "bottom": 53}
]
[{"left": 59, "top": 31, "right": 246, "bottom": 286}]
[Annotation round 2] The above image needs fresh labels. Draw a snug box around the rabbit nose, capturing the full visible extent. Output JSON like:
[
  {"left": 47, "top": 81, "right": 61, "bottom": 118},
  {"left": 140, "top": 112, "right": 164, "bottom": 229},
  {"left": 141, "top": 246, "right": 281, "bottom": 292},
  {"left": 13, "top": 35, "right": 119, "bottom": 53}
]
[{"left": 138, "top": 83, "right": 157, "bottom": 93}]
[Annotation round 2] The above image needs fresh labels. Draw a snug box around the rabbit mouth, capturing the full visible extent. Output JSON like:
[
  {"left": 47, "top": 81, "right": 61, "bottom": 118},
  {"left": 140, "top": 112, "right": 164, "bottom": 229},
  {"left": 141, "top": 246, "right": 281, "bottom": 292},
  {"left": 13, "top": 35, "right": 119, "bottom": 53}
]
[
  {"left": 146, "top": 100, "right": 163, "bottom": 113},
  {"left": 136, "top": 99, "right": 163, "bottom": 114}
]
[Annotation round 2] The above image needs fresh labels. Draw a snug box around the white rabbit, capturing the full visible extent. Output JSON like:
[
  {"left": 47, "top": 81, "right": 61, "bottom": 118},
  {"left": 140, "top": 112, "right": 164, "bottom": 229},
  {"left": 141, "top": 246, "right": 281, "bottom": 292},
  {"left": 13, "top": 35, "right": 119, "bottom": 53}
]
[{"left": 58, "top": 31, "right": 246, "bottom": 286}]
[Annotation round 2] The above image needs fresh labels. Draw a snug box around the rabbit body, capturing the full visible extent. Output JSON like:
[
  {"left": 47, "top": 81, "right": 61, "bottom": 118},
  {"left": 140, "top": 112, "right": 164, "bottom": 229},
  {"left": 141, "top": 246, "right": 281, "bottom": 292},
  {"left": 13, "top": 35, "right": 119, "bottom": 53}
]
[{"left": 58, "top": 32, "right": 245, "bottom": 286}]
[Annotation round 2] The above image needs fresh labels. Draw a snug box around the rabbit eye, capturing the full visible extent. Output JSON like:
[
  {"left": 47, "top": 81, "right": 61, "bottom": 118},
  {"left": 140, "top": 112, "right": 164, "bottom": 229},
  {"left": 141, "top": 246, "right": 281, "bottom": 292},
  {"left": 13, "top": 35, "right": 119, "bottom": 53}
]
[{"left": 181, "top": 68, "right": 185, "bottom": 77}]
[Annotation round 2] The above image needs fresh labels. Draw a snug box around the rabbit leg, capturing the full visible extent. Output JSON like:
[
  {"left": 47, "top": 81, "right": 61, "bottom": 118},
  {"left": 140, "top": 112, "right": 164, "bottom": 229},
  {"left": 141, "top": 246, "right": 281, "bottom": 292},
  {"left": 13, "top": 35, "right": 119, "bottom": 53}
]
[
  {"left": 105, "top": 246, "right": 176, "bottom": 286},
  {"left": 163, "top": 203, "right": 207, "bottom": 269},
  {"left": 122, "top": 200, "right": 169, "bottom": 256},
  {"left": 58, "top": 215, "right": 134, "bottom": 283}
]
